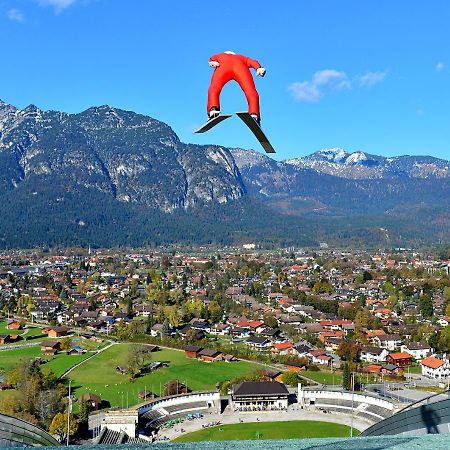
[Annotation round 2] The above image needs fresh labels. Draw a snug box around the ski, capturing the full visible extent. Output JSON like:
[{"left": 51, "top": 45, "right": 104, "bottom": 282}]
[
  {"left": 195, "top": 114, "right": 232, "bottom": 133},
  {"left": 236, "top": 112, "right": 276, "bottom": 153}
]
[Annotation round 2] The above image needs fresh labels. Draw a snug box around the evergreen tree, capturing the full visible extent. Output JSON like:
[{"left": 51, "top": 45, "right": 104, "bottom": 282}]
[
  {"left": 77, "top": 400, "right": 89, "bottom": 435},
  {"left": 162, "top": 319, "right": 170, "bottom": 336},
  {"left": 342, "top": 363, "right": 351, "bottom": 391}
]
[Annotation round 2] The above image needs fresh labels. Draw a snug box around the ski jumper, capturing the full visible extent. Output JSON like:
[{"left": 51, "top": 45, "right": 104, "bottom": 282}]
[{"left": 207, "top": 52, "right": 262, "bottom": 119}]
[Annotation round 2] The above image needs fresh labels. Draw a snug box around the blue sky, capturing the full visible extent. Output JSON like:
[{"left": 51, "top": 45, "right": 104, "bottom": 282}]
[{"left": 1, "top": 0, "right": 450, "bottom": 160}]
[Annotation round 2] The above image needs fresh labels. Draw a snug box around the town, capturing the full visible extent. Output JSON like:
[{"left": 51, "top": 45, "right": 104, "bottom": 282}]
[{"left": 0, "top": 246, "right": 449, "bottom": 443}]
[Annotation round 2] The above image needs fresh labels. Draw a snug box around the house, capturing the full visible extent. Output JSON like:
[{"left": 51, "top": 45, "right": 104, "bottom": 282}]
[
  {"left": 211, "top": 323, "right": 230, "bottom": 335},
  {"left": 246, "top": 336, "right": 272, "bottom": 349},
  {"left": 198, "top": 348, "right": 223, "bottom": 362},
  {"left": 259, "top": 328, "right": 280, "bottom": 339},
  {"left": 373, "top": 334, "right": 402, "bottom": 351},
  {"left": 134, "top": 304, "right": 154, "bottom": 317},
  {"left": 262, "top": 369, "right": 283, "bottom": 382},
  {"left": 285, "top": 361, "right": 306, "bottom": 373},
  {"left": 68, "top": 346, "right": 86, "bottom": 355},
  {"left": 386, "top": 352, "right": 413, "bottom": 368},
  {"left": 366, "top": 364, "right": 383, "bottom": 374},
  {"left": 324, "top": 336, "right": 344, "bottom": 351},
  {"left": 46, "top": 326, "right": 69, "bottom": 338},
  {"left": 272, "top": 342, "right": 294, "bottom": 356},
  {"left": 381, "top": 364, "right": 400, "bottom": 376},
  {"left": 421, "top": 356, "right": 450, "bottom": 380},
  {"left": 184, "top": 346, "right": 202, "bottom": 359},
  {"left": 230, "top": 326, "right": 251, "bottom": 338},
  {"left": 319, "top": 319, "right": 354, "bottom": 331},
  {"left": 190, "top": 320, "right": 211, "bottom": 333},
  {"left": 308, "top": 350, "right": 332, "bottom": 366},
  {"left": 360, "top": 346, "right": 389, "bottom": 363},
  {"left": 150, "top": 324, "right": 163, "bottom": 337},
  {"left": 294, "top": 343, "right": 312, "bottom": 358},
  {"left": 319, "top": 331, "right": 345, "bottom": 343},
  {"left": 231, "top": 381, "right": 289, "bottom": 411},
  {"left": 400, "top": 343, "right": 432, "bottom": 361},
  {"left": 40, "top": 341, "right": 60, "bottom": 355},
  {"left": 6, "top": 320, "right": 21, "bottom": 330},
  {"left": 366, "top": 329, "right": 386, "bottom": 343},
  {"left": 79, "top": 393, "right": 102, "bottom": 410}
]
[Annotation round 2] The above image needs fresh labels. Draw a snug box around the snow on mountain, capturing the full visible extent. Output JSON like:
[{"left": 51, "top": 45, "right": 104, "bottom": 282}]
[{"left": 284, "top": 149, "right": 449, "bottom": 179}]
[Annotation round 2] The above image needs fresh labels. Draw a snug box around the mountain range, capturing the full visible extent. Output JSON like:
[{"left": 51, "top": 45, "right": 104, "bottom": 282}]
[{"left": 0, "top": 100, "right": 448, "bottom": 249}]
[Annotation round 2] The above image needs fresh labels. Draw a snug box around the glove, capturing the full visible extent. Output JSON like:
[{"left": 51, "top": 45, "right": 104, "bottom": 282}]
[
  {"left": 256, "top": 67, "right": 266, "bottom": 77},
  {"left": 209, "top": 61, "right": 220, "bottom": 69}
]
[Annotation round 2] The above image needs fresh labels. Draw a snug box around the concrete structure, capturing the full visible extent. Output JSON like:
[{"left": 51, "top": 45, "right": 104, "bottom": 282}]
[
  {"left": 297, "top": 387, "right": 395, "bottom": 422},
  {"left": 101, "top": 410, "right": 138, "bottom": 437}
]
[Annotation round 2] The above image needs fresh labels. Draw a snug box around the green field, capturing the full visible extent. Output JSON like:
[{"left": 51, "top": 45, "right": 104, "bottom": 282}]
[
  {"left": 67, "top": 344, "right": 259, "bottom": 408},
  {"left": 408, "top": 365, "right": 422, "bottom": 374},
  {"left": 0, "top": 345, "right": 92, "bottom": 377},
  {"left": 302, "top": 370, "right": 342, "bottom": 385},
  {"left": 45, "top": 353, "right": 92, "bottom": 377},
  {"left": 0, "top": 346, "right": 42, "bottom": 372},
  {"left": 0, "top": 320, "right": 45, "bottom": 341},
  {"left": 173, "top": 420, "right": 358, "bottom": 442}
]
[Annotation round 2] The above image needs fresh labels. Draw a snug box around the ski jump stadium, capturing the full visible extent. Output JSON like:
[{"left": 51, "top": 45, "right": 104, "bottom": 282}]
[{"left": 1, "top": 387, "right": 450, "bottom": 449}]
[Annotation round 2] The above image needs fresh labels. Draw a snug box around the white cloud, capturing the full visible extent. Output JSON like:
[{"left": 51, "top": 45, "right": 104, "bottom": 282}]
[
  {"left": 288, "top": 69, "right": 350, "bottom": 103},
  {"left": 436, "top": 61, "right": 445, "bottom": 72},
  {"left": 358, "top": 71, "right": 387, "bottom": 87},
  {"left": 7, "top": 8, "right": 25, "bottom": 22},
  {"left": 313, "top": 69, "right": 351, "bottom": 90},
  {"left": 37, "top": 0, "right": 77, "bottom": 14},
  {"left": 288, "top": 81, "right": 321, "bottom": 103}
]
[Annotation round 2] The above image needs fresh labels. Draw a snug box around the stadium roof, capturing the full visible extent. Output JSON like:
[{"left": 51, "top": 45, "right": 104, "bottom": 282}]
[{"left": 2, "top": 435, "right": 450, "bottom": 449}]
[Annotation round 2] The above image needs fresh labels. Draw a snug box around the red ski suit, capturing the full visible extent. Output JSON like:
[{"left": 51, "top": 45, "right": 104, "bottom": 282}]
[{"left": 207, "top": 52, "right": 262, "bottom": 118}]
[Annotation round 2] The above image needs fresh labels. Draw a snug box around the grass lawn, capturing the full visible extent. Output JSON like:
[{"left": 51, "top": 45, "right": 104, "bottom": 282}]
[
  {"left": 0, "top": 389, "right": 18, "bottom": 402},
  {"left": 408, "top": 365, "right": 422, "bottom": 374},
  {"left": 173, "top": 420, "right": 358, "bottom": 442},
  {"left": 44, "top": 353, "right": 92, "bottom": 377},
  {"left": 0, "top": 346, "right": 42, "bottom": 372},
  {"left": 0, "top": 345, "right": 91, "bottom": 378},
  {"left": 0, "top": 320, "right": 45, "bottom": 342},
  {"left": 67, "top": 344, "right": 259, "bottom": 408},
  {"left": 413, "top": 385, "right": 447, "bottom": 394},
  {"left": 302, "top": 370, "right": 342, "bottom": 385}
]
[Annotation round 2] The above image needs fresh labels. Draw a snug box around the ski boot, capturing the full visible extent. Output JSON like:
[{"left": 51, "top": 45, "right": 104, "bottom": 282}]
[
  {"left": 250, "top": 113, "right": 261, "bottom": 126},
  {"left": 208, "top": 107, "right": 220, "bottom": 120}
]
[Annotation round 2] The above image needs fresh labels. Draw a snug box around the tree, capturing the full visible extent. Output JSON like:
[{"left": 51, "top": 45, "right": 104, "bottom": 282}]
[
  {"left": 281, "top": 371, "right": 299, "bottom": 386},
  {"left": 164, "top": 380, "right": 188, "bottom": 396},
  {"left": 77, "top": 400, "right": 90, "bottom": 435},
  {"left": 60, "top": 337, "right": 72, "bottom": 353},
  {"left": 185, "top": 298, "right": 205, "bottom": 319},
  {"left": 185, "top": 329, "right": 201, "bottom": 344},
  {"left": 127, "top": 345, "right": 152, "bottom": 378},
  {"left": 419, "top": 294, "right": 433, "bottom": 319},
  {"left": 208, "top": 300, "right": 223, "bottom": 324},
  {"left": 438, "top": 326, "right": 450, "bottom": 352},
  {"left": 161, "top": 319, "right": 170, "bottom": 337},
  {"left": 337, "top": 341, "right": 361, "bottom": 363},
  {"left": 49, "top": 412, "right": 78, "bottom": 443},
  {"left": 342, "top": 363, "right": 351, "bottom": 391},
  {"left": 263, "top": 315, "right": 278, "bottom": 329},
  {"left": 145, "top": 312, "right": 155, "bottom": 333},
  {"left": 444, "top": 286, "right": 450, "bottom": 304}
]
